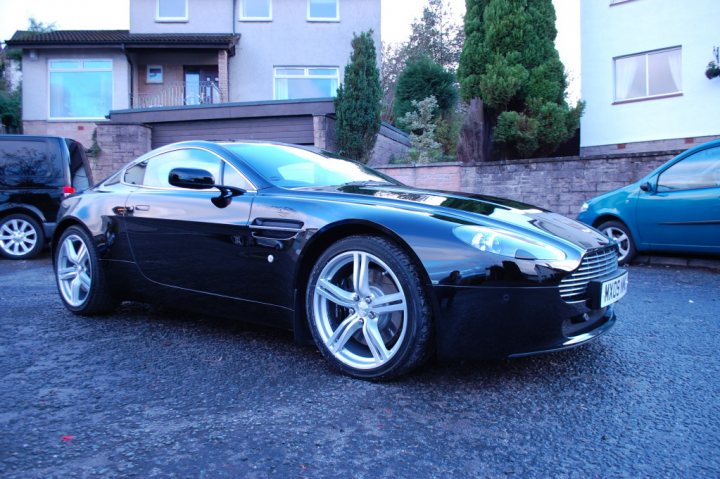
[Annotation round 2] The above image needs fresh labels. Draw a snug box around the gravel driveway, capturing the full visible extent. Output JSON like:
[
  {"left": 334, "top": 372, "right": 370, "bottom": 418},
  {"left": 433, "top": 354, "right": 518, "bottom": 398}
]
[{"left": 1, "top": 254, "right": 719, "bottom": 478}]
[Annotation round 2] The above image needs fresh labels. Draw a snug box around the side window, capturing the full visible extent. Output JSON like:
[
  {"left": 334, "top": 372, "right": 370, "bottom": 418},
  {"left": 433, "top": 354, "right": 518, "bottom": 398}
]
[
  {"left": 125, "top": 148, "right": 223, "bottom": 188},
  {"left": 0, "top": 140, "right": 58, "bottom": 187},
  {"left": 222, "top": 164, "right": 253, "bottom": 190},
  {"left": 657, "top": 146, "right": 720, "bottom": 192}
]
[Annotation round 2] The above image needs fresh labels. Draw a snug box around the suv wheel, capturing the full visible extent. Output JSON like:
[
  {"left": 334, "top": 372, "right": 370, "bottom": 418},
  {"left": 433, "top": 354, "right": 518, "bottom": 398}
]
[{"left": 0, "top": 214, "right": 45, "bottom": 259}]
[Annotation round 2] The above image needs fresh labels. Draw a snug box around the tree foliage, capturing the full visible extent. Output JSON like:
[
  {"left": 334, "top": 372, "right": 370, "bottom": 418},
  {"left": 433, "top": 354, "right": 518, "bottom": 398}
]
[
  {"left": 394, "top": 55, "right": 457, "bottom": 124},
  {"left": 458, "top": 0, "right": 584, "bottom": 159},
  {"left": 335, "top": 30, "right": 382, "bottom": 163},
  {"left": 402, "top": 96, "right": 443, "bottom": 164},
  {"left": 381, "top": 0, "right": 464, "bottom": 122}
]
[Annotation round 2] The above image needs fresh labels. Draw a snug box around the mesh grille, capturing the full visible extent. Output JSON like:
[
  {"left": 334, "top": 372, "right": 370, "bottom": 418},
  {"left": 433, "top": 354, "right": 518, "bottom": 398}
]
[{"left": 559, "top": 247, "right": 619, "bottom": 304}]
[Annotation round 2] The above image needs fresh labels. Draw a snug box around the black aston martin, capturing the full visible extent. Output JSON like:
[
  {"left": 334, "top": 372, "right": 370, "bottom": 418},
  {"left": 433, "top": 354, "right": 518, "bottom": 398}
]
[{"left": 52, "top": 141, "right": 628, "bottom": 379}]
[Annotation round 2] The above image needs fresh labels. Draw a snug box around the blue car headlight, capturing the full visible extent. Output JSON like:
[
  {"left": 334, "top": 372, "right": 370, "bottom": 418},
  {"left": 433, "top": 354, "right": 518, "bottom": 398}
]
[
  {"left": 580, "top": 202, "right": 589, "bottom": 213},
  {"left": 453, "top": 225, "right": 566, "bottom": 261}
]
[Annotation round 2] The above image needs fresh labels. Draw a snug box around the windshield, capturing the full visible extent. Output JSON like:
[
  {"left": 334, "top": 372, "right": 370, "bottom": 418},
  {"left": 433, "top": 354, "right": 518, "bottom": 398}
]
[{"left": 224, "top": 143, "right": 399, "bottom": 188}]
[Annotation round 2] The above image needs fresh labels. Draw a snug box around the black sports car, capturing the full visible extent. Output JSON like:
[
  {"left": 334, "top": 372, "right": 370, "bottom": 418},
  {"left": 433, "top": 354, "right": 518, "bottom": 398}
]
[{"left": 52, "top": 141, "right": 628, "bottom": 379}]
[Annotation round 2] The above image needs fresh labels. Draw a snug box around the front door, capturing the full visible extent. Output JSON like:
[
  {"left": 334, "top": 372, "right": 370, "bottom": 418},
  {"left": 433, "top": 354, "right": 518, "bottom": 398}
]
[
  {"left": 636, "top": 144, "right": 720, "bottom": 251},
  {"left": 184, "top": 66, "right": 219, "bottom": 105}
]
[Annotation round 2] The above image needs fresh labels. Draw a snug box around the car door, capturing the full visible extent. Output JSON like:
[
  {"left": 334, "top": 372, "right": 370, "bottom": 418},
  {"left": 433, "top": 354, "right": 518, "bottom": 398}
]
[
  {"left": 635, "top": 145, "right": 720, "bottom": 251},
  {"left": 123, "top": 146, "right": 257, "bottom": 299}
]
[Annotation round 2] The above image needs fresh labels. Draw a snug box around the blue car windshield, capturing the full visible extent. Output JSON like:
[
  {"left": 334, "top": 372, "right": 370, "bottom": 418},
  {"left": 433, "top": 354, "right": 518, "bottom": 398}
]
[{"left": 224, "top": 143, "right": 398, "bottom": 188}]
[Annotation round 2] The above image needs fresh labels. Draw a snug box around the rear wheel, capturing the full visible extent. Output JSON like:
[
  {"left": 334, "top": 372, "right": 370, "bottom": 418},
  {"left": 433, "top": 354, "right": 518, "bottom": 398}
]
[
  {"left": 0, "top": 214, "right": 44, "bottom": 259},
  {"left": 55, "top": 226, "right": 119, "bottom": 315},
  {"left": 597, "top": 220, "right": 636, "bottom": 265},
  {"left": 306, "top": 236, "right": 432, "bottom": 380}
]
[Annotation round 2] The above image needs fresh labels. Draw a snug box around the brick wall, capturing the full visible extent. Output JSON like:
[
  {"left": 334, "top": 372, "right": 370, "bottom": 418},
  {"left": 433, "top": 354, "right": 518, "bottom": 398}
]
[
  {"left": 23, "top": 120, "right": 98, "bottom": 148},
  {"left": 93, "top": 123, "right": 152, "bottom": 181},
  {"left": 377, "top": 151, "right": 678, "bottom": 217}
]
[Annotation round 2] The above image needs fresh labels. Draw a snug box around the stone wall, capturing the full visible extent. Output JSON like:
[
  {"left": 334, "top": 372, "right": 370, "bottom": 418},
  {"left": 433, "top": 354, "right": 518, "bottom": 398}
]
[
  {"left": 377, "top": 151, "right": 679, "bottom": 217},
  {"left": 93, "top": 123, "right": 152, "bottom": 181},
  {"left": 23, "top": 120, "right": 98, "bottom": 148}
]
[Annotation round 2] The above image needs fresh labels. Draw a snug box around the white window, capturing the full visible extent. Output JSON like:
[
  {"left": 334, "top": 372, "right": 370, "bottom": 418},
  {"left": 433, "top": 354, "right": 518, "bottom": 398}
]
[
  {"left": 274, "top": 67, "right": 339, "bottom": 100},
  {"left": 240, "top": 0, "right": 272, "bottom": 20},
  {"left": 49, "top": 59, "right": 112, "bottom": 119},
  {"left": 146, "top": 65, "right": 163, "bottom": 83},
  {"left": 614, "top": 47, "right": 682, "bottom": 102},
  {"left": 308, "top": 0, "right": 339, "bottom": 21},
  {"left": 157, "top": 0, "right": 188, "bottom": 21}
]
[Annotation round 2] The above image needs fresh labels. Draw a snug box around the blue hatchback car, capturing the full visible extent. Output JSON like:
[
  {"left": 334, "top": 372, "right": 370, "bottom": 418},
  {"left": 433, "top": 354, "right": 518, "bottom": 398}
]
[{"left": 578, "top": 139, "right": 720, "bottom": 264}]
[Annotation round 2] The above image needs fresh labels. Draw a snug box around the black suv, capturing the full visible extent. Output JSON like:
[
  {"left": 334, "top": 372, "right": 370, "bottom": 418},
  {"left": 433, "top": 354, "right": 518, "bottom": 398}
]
[{"left": 0, "top": 135, "right": 93, "bottom": 259}]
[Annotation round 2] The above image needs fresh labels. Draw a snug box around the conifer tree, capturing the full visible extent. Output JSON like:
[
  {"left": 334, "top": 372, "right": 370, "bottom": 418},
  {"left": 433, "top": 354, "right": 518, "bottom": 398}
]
[
  {"left": 335, "top": 30, "right": 382, "bottom": 163},
  {"left": 458, "top": 0, "right": 583, "bottom": 159}
]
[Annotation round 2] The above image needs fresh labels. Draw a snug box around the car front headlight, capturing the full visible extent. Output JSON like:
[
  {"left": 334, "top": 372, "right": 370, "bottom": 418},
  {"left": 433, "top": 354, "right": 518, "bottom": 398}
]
[
  {"left": 580, "top": 202, "right": 589, "bottom": 213},
  {"left": 453, "top": 225, "right": 566, "bottom": 261}
]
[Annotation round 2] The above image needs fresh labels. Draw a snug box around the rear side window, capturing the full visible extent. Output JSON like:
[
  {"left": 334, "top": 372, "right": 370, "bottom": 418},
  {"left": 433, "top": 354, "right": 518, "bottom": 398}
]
[{"left": 0, "top": 140, "right": 63, "bottom": 187}]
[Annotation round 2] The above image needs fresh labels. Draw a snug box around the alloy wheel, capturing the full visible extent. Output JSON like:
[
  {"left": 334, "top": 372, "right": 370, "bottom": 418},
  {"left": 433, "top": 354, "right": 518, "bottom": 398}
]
[
  {"left": 312, "top": 250, "right": 408, "bottom": 371},
  {"left": 0, "top": 218, "right": 38, "bottom": 257},
  {"left": 601, "top": 225, "right": 631, "bottom": 263},
  {"left": 56, "top": 234, "right": 93, "bottom": 307}
]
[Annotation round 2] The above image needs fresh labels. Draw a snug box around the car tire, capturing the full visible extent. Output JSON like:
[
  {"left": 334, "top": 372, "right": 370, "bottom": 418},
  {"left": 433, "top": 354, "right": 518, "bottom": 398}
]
[
  {"left": 54, "top": 225, "right": 119, "bottom": 315},
  {"left": 597, "top": 220, "right": 636, "bottom": 265},
  {"left": 0, "top": 213, "right": 45, "bottom": 260},
  {"left": 306, "top": 235, "right": 433, "bottom": 380}
]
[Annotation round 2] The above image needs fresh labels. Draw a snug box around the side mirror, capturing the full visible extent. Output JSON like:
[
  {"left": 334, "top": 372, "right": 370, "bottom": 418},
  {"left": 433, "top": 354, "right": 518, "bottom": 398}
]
[
  {"left": 168, "top": 168, "right": 215, "bottom": 189},
  {"left": 639, "top": 181, "right": 653, "bottom": 193},
  {"left": 168, "top": 167, "right": 246, "bottom": 208}
]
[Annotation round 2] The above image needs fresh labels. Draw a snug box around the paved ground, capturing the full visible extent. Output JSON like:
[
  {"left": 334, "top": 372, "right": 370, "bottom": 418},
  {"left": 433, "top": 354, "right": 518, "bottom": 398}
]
[{"left": 1, "top": 253, "right": 719, "bottom": 478}]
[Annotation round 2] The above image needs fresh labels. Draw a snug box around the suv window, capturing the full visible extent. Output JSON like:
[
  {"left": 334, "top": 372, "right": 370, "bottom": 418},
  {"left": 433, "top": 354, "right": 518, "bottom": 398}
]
[
  {"left": 657, "top": 146, "right": 720, "bottom": 192},
  {"left": 0, "top": 140, "right": 62, "bottom": 187}
]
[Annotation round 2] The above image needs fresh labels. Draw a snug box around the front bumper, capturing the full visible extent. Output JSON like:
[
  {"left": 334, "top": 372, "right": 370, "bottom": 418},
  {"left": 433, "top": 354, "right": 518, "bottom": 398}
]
[{"left": 432, "top": 284, "right": 617, "bottom": 361}]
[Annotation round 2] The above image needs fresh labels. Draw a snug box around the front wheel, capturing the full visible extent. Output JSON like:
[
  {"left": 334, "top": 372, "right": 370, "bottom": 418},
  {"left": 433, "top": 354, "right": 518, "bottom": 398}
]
[
  {"left": 0, "top": 214, "right": 44, "bottom": 259},
  {"left": 597, "top": 220, "right": 636, "bottom": 265},
  {"left": 306, "top": 235, "right": 432, "bottom": 380},
  {"left": 54, "top": 226, "right": 119, "bottom": 315}
]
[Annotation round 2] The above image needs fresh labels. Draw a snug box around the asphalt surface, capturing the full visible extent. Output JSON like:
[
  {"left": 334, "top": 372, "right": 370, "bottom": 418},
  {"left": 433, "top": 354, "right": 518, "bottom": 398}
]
[{"left": 1, "top": 253, "right": 719, "bottom": 478}]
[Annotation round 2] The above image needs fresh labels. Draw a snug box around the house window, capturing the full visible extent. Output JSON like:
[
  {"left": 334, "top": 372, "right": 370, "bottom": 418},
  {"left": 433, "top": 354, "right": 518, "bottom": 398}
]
[
  {"left": 146, "top": 65, "right": 163, "bottom": 83},
  {"left": 308, "top": 0, "right": 339, "bottom": 21},
  {"left": 49, "top": 59, "right": 112, "bottom": 119},
  {"left": 614, "top": 47, "right": 682, "bottom": 102},
  {"left": 240, "top": 0, "right": 272, "bottom": 20},
  {"left": 157, "top": 0, "right": 188, "bottom": 21},
  {"left": 274, "top": 67, "right": 339, "bottom": 100}
]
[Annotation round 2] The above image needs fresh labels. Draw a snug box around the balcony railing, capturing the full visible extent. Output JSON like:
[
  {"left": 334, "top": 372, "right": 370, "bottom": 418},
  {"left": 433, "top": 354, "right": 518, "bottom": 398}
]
[{"left": 133, "top": 81, "right": 223, "bottom": 109}]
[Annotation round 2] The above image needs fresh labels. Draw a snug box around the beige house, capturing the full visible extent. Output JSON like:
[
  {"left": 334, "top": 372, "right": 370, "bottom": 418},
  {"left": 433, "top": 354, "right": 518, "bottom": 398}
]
[{"left": 6, "top": 0, "right": 381, "bottom": 147}]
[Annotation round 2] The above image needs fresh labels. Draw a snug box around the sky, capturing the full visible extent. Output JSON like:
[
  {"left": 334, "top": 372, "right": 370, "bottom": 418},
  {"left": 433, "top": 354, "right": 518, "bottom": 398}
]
[{"left": 0, "top": 0, "right": 580, "bottom": 101}]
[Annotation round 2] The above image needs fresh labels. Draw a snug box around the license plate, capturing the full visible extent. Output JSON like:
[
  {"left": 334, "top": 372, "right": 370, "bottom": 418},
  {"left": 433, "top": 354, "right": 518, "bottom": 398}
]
[{"left": 599, "top": 271, "right": 628, "bottom": 308}]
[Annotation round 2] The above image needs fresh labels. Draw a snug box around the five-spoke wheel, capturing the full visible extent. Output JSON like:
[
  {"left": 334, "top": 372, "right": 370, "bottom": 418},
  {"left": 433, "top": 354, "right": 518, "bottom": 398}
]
[
  {"left": 0, "top": 214, "right": 44, "bottom": 259},
  {"left": 54, "top": 226, "right": 118, "bottom": 315},
  {"left": 597, "top": 220, "right": 636, "bottom": 265},
  {"left": 307, "top": 236, "right": 431, "bottom": 380}
]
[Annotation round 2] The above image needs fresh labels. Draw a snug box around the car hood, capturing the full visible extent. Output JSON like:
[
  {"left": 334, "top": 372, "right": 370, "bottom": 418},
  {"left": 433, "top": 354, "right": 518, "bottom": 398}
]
[{"left": 307, "top": 184, "right": 611, "bottom": 253}]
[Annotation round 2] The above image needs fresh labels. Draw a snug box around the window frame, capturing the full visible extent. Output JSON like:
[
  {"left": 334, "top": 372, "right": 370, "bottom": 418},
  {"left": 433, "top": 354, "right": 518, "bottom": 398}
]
[
  {"left": 156, "top": 0, "right": 189, "bottom": 22},
  {"left": 48, "top": 58, "right": 113, "bottom": 120},
  {"left": 273, "top": 66, "right": 340, "bottom": 100},
  {"left": 146, "top": 65, "right": 164, "bottom": 84},
  {"left": 239, "top": 0, "right": 272, "bottom": 21},
  {"left": 613, "top": 46, "right": 682, "bottom": 104},
  {"left": 307, "top": 0, "right": 340, "bottom": 22},
  {"left": 122, "top": 147, "right": 256, "bottom": 192}
]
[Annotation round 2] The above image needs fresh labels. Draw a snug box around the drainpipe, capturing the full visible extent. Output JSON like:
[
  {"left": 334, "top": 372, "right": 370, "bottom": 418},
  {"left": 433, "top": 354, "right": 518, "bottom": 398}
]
[
  {"left": 122, "top": 44, "right": 134, "bottom": 109},
  {"left": 232, "top": 0, "right": 236, "bottom": 34}
]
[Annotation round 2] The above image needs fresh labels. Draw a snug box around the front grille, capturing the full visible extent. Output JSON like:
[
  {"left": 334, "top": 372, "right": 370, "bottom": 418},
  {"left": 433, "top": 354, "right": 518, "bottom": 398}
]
[{"left": 559, "top": 247, "right": 619, "bottom": 304}]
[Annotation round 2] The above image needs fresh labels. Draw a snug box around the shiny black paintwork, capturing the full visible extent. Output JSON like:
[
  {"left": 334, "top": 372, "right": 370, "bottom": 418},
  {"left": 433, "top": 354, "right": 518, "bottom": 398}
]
[{"left": 54, "top": 141, "right": 616, "bottom": 360}]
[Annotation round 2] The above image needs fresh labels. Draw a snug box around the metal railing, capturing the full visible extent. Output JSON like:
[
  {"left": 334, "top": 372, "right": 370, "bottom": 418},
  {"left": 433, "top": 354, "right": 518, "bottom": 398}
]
[{"left": 133, "top": 81, "right": 223, "bottom": 109}]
